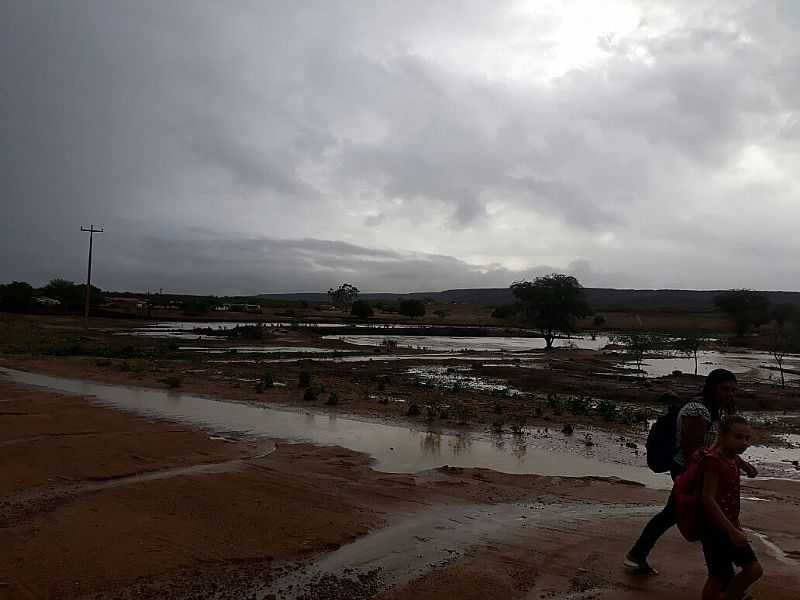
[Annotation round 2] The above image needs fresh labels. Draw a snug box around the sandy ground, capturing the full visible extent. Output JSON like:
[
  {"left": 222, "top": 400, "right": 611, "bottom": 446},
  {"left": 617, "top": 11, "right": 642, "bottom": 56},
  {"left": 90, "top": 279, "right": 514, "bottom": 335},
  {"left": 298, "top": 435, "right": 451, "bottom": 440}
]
[{"left": 2, "top": 374, "right": 799, "bottom": 600}]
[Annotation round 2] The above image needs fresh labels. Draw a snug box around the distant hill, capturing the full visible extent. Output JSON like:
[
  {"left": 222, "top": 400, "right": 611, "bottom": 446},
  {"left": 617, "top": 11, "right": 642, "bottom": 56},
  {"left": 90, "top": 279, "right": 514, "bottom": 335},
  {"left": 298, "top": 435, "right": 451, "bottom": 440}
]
[{"left": 261, "top": 288, "right": 800, "bottom": 313}]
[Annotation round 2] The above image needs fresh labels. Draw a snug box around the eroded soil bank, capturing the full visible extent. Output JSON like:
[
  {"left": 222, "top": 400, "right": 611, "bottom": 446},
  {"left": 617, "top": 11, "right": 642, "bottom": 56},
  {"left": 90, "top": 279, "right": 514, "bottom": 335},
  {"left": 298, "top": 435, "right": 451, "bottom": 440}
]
[{"left": 1, "top": 375, "right": 799, "bottom": 600}]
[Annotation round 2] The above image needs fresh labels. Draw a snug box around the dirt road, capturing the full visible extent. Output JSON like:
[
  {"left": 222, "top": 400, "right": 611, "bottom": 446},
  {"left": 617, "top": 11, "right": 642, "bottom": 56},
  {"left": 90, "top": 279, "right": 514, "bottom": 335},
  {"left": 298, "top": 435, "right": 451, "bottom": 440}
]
[{"left": 1, "top": 375, "right": 798, "bottom": 599}]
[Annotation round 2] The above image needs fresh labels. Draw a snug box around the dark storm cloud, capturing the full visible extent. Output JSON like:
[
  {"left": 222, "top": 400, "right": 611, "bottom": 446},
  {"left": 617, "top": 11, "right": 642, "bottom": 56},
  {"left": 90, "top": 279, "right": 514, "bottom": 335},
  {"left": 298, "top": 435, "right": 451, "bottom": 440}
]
[
  {"left": 2, "top": 1, "right": 799, "bottom": 292},
  {"left": 88, "top": 230, "right": 627, "bottom": 295}
]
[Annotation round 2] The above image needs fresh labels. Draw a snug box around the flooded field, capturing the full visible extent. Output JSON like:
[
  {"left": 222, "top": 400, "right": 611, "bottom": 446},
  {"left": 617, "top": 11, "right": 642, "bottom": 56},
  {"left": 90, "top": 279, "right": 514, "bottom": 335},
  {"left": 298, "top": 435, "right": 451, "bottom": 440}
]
[
  {"left": 125, "top": 320, "right": 437, "bottom": 338},
  {"left": 211, "top": 353, "right": 539, "bottom": 364},
  {"left": 179, "top": 345, "right": 358, "bottom": 355},
  {"left": 638, "top": 350, "right": 800, "bottom": 382},
  {"left": 324, "top": 334, "right": 612, "bottom": 352},
  {"left": 5, "top": 367, "right": 798, "bottom": 486},
  {"left": 1, "top": 367, "right": 667, "bottom": 487}
]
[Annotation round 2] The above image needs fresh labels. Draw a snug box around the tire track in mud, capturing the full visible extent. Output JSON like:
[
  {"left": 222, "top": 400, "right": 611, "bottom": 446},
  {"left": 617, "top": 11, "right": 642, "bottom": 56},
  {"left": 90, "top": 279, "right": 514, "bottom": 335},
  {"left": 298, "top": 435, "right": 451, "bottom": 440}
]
[{"left": 0, "top": 446, "right": 277, "bottom": 527}]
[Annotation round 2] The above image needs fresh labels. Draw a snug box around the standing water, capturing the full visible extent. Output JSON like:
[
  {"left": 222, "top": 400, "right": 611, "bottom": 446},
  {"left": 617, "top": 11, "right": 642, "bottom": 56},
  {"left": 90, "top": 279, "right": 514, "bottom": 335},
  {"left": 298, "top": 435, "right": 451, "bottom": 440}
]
[{"left": 1, "top": 368, "right": 667, "bottom": 488}]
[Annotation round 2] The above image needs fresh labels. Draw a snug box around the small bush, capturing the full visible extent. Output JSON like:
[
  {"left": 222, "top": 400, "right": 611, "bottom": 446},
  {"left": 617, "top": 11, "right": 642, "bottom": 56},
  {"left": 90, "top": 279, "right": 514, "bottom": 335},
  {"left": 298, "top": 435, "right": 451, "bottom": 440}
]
[
  {"left": 491, "top": 419, "right": 505, "bottom": 433},
  {"left": 350, "top": 300, "right": 374, "bottom": 319},
  {"left": 569, "top": 396, "right": 590, "bottom": 415},
  {"left": 493, "top": 401, "right": 504, "bottom": 414},
  {"left": 261, "top": 371, "right": 275, "bottom": 388},
  {"left": 491, "top": 305, "right": 516, "bottom": 319},
  {"left": 407, "top": 402, "right": 421, "bottom": 416},
  {"left": 597, "top": 399, "right": 618, "bottom": 421},
  {"left": 399, "top": 299, "right": 426, "bottom": 319},
  {"left": 161, "top": 376, "right": 182, "bottom": 389},
  {"left": 303, "top": 387, "right": 317, "bottom": 401},
  {"left": 380, "top": 338, "right": 399, "bottom": 352},
  {"left": 298, "top": 370, "right": 313, "bottom": 388},
  {"left": 452, "top": 401, "right": 472, "bottom": 425},
  {"left": 325, "top": 392, "right": 339, "bottom": 406},
  {"left": 510, "top": 420, "right": 526, "bottom": 436}
]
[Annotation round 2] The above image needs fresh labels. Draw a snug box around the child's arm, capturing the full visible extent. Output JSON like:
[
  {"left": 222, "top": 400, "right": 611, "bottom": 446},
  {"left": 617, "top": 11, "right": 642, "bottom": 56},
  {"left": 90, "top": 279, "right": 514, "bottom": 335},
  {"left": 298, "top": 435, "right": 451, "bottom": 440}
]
[
  {"left": 736, "top": 456, "right": 758, "bottom": 478},
  {"left": 702, "top": 459, "right": 747, "bottom": 545}
]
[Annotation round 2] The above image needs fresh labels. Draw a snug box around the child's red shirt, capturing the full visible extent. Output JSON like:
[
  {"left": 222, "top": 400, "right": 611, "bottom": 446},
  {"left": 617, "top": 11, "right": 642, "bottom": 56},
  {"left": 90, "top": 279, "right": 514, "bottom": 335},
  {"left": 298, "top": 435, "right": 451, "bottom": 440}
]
[{"left": 701, "top": 450, "right": 741, "bottom": 526}]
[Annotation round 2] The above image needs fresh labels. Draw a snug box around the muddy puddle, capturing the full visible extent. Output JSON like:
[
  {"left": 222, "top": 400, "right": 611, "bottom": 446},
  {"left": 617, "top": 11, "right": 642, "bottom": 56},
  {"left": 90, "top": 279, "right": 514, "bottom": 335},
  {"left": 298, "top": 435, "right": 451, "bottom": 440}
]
[
  {"left": 325, "top": 334, "right": 612, "bottom": 352},
  {"left": 1, "top": 367, "right": 668, "bottom": 488}
]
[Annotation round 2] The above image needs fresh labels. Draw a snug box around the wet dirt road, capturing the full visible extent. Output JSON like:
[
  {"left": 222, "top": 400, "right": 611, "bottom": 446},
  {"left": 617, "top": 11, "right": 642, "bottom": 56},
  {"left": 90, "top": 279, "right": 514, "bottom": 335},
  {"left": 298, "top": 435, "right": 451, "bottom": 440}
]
[{"left": 1, "top": 371, "right": 798, "bottom": 600}]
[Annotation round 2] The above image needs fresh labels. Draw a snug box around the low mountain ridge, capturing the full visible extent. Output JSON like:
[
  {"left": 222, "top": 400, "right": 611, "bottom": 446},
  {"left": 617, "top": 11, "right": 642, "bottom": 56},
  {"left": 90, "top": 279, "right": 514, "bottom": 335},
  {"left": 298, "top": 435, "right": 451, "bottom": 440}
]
[{"left": 261, "top": 287, "right": 800, "bottom": 312}]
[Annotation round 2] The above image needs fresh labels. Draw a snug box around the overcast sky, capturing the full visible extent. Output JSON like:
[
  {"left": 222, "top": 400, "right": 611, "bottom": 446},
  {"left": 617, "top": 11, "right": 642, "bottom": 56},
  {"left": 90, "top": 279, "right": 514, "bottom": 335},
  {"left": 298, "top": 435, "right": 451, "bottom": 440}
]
[{"left": 2, "top": 1, "right": 799, "bottom": 294}]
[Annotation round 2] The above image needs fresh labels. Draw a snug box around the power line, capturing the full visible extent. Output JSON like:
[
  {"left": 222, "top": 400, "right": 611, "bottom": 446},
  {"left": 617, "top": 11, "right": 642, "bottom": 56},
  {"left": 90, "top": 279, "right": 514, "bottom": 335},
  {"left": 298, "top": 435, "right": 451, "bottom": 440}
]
[{"left": 80, "top": 225, "right": 104, "bottom": 321}]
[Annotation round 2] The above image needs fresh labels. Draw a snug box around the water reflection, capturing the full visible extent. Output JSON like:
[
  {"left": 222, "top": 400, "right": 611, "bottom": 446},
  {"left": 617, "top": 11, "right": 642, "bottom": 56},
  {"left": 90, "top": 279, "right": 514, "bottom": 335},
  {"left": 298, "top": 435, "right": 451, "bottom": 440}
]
[
  {"left": 0, "top": 368, "right": 679, "bottom": 488},
  {"left": 448, "top": 431, "right": 473, "bottom": 456},
  {"left": 421, "top": 431, "right": 442, "bottom": 456},
  {"left": 641, "top": 350, "right": 800, "bottom": 381},
  {"left": 510, "top": 437, "right": 528, "bottom": 461}
]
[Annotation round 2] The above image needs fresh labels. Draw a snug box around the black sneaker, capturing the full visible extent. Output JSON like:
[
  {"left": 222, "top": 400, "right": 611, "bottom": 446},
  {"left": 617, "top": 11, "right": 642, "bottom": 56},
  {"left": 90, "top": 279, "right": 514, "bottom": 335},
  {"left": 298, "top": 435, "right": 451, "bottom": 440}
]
[{"left": 624, "top": 552, "right": 659, "bottom": 575}]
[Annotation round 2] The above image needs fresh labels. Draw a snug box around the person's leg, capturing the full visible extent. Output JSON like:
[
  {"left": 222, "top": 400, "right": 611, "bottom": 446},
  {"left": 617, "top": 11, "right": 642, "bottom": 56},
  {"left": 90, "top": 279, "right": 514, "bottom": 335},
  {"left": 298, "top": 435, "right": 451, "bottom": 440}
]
[
  {"left": 628, "top": 488, "right": 677, "bottom": 561},
  {"left": 723, "top": 561, "right": 762, "bottom": 600},
  {"left": 725, "top": 544, "right": 762, "bottom": 600},
  {"left": 702, "top": 575, "right": 725, "bottom": 600}
]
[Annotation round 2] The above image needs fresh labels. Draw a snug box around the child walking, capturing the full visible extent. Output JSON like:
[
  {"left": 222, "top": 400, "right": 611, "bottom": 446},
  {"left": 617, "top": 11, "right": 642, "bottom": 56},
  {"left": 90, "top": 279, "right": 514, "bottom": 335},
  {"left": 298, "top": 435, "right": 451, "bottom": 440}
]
[{"left": 700, "top": 415, "right": 763, "bottom": 600}]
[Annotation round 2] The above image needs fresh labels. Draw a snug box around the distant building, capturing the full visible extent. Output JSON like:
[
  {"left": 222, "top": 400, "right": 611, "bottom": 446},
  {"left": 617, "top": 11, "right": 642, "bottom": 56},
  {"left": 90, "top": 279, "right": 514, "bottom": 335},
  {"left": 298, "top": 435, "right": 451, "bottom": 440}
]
[
  {"left": 105, "top": 297, "right": 148, "bottom": 312},
  {"left": 33, "top": 296, "right": 61, "bottom": 307},
  {"left": 228, "top": 303, "right": 262, "bottom": 314}
]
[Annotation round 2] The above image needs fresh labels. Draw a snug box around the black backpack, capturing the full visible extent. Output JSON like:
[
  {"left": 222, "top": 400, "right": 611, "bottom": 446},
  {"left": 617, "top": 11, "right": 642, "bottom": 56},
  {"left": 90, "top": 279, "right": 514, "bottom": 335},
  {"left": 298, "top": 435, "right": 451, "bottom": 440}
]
[{"left": 646, "top": 401, "right": 686, "bottom": 473}]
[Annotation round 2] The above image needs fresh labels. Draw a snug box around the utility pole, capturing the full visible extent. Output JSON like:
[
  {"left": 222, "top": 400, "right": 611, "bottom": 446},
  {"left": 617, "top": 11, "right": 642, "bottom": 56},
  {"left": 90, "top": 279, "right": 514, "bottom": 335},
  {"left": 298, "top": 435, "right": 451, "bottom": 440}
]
[{"left": 80, "top": 225, "right": 103, "bottom": 321}]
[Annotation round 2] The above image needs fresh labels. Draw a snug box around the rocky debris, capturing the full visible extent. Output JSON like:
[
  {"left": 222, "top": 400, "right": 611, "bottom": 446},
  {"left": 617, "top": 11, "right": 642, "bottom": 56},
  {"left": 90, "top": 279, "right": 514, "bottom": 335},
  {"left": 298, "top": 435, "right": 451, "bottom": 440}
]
[{"left": 268, "top": 567, "right": 383, "bottom": 600}]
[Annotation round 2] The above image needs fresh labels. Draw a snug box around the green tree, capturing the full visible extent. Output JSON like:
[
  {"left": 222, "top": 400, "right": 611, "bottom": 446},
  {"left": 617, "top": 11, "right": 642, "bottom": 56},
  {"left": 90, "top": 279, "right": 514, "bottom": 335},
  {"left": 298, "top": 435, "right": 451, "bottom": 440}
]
[
  {"left": 350, "top": 299, "right": 374, "bottom": 319},
  {"left": 769, "top": 316, "right": 800, "bottom": 387},
  {"left": 674, "top": 333, "right": 707, "bottom": 376},
  {"left": 771, "top": 303, "right": 797, "bottom": 329},
  {"left": 41, "top": 279, "right": 103, "bottom": 310},
  {"left": 714, "top": 289, "right": 770, "bottom": 338},
  {"left": 399, "top": 299, "right": 426, "bottom": 319},
  {"left": 182, "top": 298, "right": 210, "bottom": 316},
  {"left": 0, "top": 281, "right": 34, "bottom": 312},
  {"left": 613, "top": 332, "right": 663, "bottom": 378},
  {"left": 42, "top": 278, "right": 78, "bottom": 306},
  {"left": 327, "top": 283, "right": 359, "bottom": 310},
  {"left": 491, "top": 305, "right": 516, "bottom": 320},
  {"left": 511, "top": 274, "right": 590, "bottom": 350}
]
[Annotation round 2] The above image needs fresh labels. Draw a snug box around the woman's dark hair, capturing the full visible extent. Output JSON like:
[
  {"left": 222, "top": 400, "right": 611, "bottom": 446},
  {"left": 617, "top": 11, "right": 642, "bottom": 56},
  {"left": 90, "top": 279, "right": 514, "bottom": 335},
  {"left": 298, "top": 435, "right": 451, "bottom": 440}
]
[
  {"left": 719, "top": 414, "right": 748, "bottom": 434},
  {"left": 702, "top": 368, "right": 737, "bottom": 419}
]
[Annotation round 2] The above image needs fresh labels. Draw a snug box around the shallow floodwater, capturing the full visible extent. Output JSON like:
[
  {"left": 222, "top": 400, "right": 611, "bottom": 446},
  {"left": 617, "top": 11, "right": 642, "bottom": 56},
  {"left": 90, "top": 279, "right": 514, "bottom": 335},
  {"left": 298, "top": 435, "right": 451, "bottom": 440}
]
[
  {"left": 178, "top": 346, "right": 357, "bottom": 355},
  {"left": 325, "top": 334, "right": 612, "bottom": 352},
  {"left": 210, "top": 353, "right": 545, "bottom": 365},
  {"left": 124, "top": 321, "right": 437, "bottom": 339},
  {"left": 1, "top": 367, "right": 667, "bottom": 488},
  {"left": 639, "top": 350, "right": 800, "bottom": 382}
]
